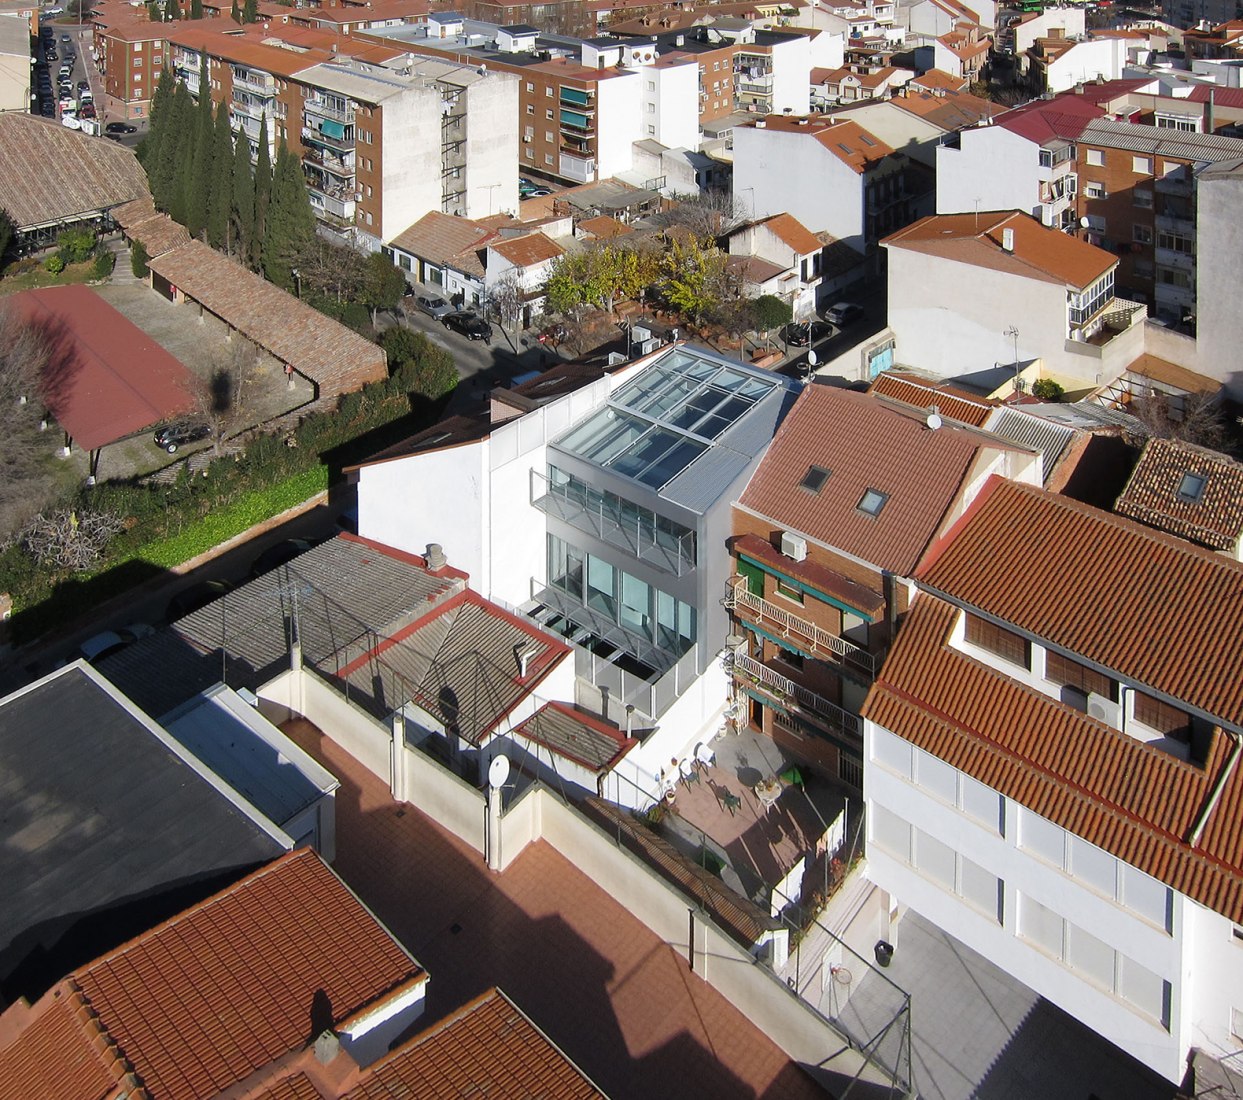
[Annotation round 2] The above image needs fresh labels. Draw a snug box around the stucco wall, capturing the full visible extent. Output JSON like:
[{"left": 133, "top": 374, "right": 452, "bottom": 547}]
[
  {"left": 596, "top": 69, "right": 642, "bottom": 181},
  {"left": 463, "top": 71, "right": 519, "bottom": 219},
  {"left": 379, "top": 84, "right": 441, "bottom": 244},
  {"left": 937, "top": 125, "right": 1043, "bottom": 220},
  {"left": 1195, "top": 165, "right": 1243, "bottom": 392}
]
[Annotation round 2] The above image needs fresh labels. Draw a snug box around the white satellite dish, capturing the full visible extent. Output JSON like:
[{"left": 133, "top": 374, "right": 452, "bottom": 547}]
[
  {"left": 926, "top": 412, "right": 943, "bottom": 430},
  {"left": 1079, "top": 216, "right": 1090, "bottom": 229},
  {"left": 807, "top": 350, "right": 818, "bottom": 367},
  {"left": 488, "top": 754, "right": 511, "bottom": 790}
]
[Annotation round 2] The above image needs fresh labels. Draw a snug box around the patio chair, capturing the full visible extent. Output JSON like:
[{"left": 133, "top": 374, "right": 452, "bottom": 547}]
[
  {"left": 678, "top": 757, "right": 700, "bottom": 788},
  {"left": 720, "top": 789, "right": 742, "bottom": 816},
  {"left": 694, "top": 742, "right": 716, "bottom": 772}
]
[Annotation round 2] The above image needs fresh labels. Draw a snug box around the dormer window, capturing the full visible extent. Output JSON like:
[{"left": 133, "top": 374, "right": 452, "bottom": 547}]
[
  {"left": 858, "top": 488, "right": 888, "bottom": 517},
  {"left": 1176, "top": 471, "right": 1206, "bottom": 504},
  {"left": 799, "top": 465, "right": 830, "bottom": 493}
]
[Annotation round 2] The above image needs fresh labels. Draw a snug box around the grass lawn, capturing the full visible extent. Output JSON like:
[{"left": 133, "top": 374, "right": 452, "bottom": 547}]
[{"left": 0, "top": 259, "right": 97, "bottom": 297}]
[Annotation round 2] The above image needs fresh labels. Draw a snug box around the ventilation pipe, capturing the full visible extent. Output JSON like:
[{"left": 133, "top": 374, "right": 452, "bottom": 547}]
[
  {"left": 426, "top": 542, "right": 447, "bottom": 570},
  {"left": 1189, "top": 730, "right": 1241, "bottom": 848}
]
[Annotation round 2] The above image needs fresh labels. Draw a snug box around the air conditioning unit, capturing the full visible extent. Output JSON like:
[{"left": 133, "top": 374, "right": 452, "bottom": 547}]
[
  {"left": 780, "top": 531, "right": 807, "bottom": 562},
  {"left": 1086, "top": 692, "right": 1121, "bottom": 727}
]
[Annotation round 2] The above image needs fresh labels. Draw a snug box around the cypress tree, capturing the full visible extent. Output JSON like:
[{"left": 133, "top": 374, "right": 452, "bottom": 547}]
[
  {"left": 155, "top": 81, "right": 192, "bottom": 214},
  {"left": 147, "top": 1, "right": 160, "bottom": 23},
  {"left": 140, "top": 65, "right": 174, "bottom": 176},
  {"left": 206, "top": 104, "right": 233, "bottom": 249},
  {"left": 231, "top": 127, "right": 254, "bottom": 261},
  {"left": 190, "top": 0, "right": 202, "bottom": 15},
  {"left": 166, "top": 0, "right": 179, "bottom": 20},
  {"left": 184, "top": 63, "right": 215, "bottom": 238},
  {"left": 263, "top": 139, "right": 315, "bottom": 290},
  {"left": 242, "top": 0, "right": 257, "bottom": 21},
  {"left": 229, "top": 0, "right": 239, "bottom": 20},
  {"left": 253, "top": 115, "right": 272, "bottom": 270}
]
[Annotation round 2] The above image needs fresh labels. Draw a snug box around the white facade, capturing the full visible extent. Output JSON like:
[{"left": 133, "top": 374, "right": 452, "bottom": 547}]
[
  {"left": 376, "top": 84, "right": 441, "bottom": 245},
  {"left": 769, "top": 34, "right": 813, "bottom": 116},
  {"left": 1040, "top": 37, "right": 1128, "bottom": 93},
  {"left": 595, "top": 70, "right": 644, "bottom": 182},
  {"left": 461, "top": 71, "right": 520, "bottom": 220},
  {"left": 1195, "top": 161, "right": 1243, "bottom": 392},
  {"left": 637, "top": 59, "right": 700, "bottom": 151},
  {"left": 1012, "top": 6, "right": 1087, "bottom": 55},
  {"left": 936, "top": 122, "right": 1077, "bottom": 228},
  {"left": 0, "top": 15, "right": 28, "bottom": 114}
]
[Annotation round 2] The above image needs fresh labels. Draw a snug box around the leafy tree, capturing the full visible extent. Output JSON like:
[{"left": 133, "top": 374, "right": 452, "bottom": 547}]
[
  {"left": 651, "top": 191, "right": 750, "bottom": 244},
  {"left": 253, "top": 115, "right": 272, "bottom": 268},
  {"left": 0, "top": 306, "right": 55, "bottom": 535},
  {"left": 231, "top": 128, "right": 254, "bottom": 262},
  {"left": 131, "top": 239, "right": 149, "bottom": 278},
  {"left": 90, "top": 248, "right": 115, "bottom": 280},
  {"left": 658, "top": 236, "right": 728, "bottom": 323},
  {"left": 56, "top": 228, "right": 96, "bottom": 265},
  {"left": 361, "top": 252, "right": 407, "bottom": 324},
  {"left": 543, "top": 243, "right": 658, "bottom": 318},
  {"left": 242, "top": 0, "right": 257, "bottom": 21},
  {"left": 751, "top": 294, "right": 792, "bottom": 333},
  {"left": 380, "top": 325, "right": 422, "bottom": 368},
  {"left": 206, "top": 103, "right": 233, "bottom": 248},
  {"left": 43, "top": 254, "right": 64, "bottom": 275},
  {"left": 1031, "top": 377, "right": 1064, "bottom": 401},
  {"left": 262, "top": 139, "right": 315, "bottom": 290}
]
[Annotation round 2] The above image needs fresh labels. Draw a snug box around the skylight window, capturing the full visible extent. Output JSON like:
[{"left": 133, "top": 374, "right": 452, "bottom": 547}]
[
  {"left": 1176, "top": 471, "right": 1206, "bottom": 504},
  {"left": 799, "top": 465, "right": 831, "bottom": 493},
  {"left": 860, "top": 134, "right": 876, "bottom": 146},
  {"left": 857, "top": 488, "right": 888, "bottom": 517},
  {"left": 837, "top": 142, "right": 854, "bottom": 154}
]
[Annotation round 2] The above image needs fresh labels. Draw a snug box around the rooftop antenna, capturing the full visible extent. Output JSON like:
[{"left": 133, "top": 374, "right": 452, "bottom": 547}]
[{"left": 1005, "top": 325, "right": 1021, "bottom": 392}]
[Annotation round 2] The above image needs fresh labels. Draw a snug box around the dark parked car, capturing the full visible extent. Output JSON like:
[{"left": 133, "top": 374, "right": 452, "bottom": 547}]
[
  {"left": 783, "top": 320, "right": 833, "bottom": 347},
  {"left": 415, "top": 293, "right": 453, "bottom": 319},
  {"left": 105, "top": 121, "right": 138, "bottom": 134},
  {"left": 77, "top": 623, "right": 154, "bottom": 664},
  {"left": 165, "top": 580, "right": 233, "bottom": 623},
  {"left": 249, "top": 537, "right": 314, "bottom": 579},
  {"left": 153, "top": 421, "right": 210, "bottom": 453},
  {"left": 824, "top": 302, "right": 865, "bottom": 327},
  {"left": 442, "top": 311, "right": 493, "bottom": 341}
]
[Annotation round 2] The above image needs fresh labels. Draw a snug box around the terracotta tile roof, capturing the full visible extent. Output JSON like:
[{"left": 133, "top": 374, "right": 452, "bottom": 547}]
[
  {"left": 0, "top": 995, "right": 128, "bottom": 1100},
  {"left": 868, "top": 370, "right": 996, "bottom": 427},
  {"left": 250, "top": 1073, "right": 324, "bottom": 1100},
  {"left": 11, "top": 285, "right": 200, "bottom": 450},
  {"left": 512, "top": 702, "right": 637, "bottom": 773},
  {"left": 575, "top": 214, "right": 631, "bottom": 240},
  {"left": 167, "top": 24, "right": 332, "bottom": 76},
  {"left": 892, "top": 88, "right": 1003, "bottom": 129},
  {"left": 918, "top": 476, "right": 1243, "bottom": 725},
  {"left": 859, "top": 65, "right": 902, "bottom": 88},
  {"left": 1115, "top": 437, "right": 1243, "bottom": 552},
  {"left": 489, "top": 231, "right": 565, "bottom": 268},
  {"left": 909, "top": 67, "right": 968, "bottom": 92},
  {"left": 994, "top": 94, "right": 1104, "bottom": 143},
  {"left": 725, "top": 254, "right": 788, "bottom": 285},
  {"left": 731, "top": 532, "right": 887, "bottom": 618},
  {"left": 745, "top": 115, "right": 896, "bottom": 174},
  {"left": 811, "top": 65, "right": 849, "bottom": 84},
  {"left": 147, "top": 242, "right": 386, "bottom": 399},
  {"left": 753, "top": 212, "right": 822, "bottom": 255},
  {"left": 1124, "top": 352, "right": 1220, "bottom": 396},
  {"left": 1187, "top": 83, "right": 1243, "bottom": 111},
  {"left": 110, "top": 198, "right": 191, "bottom": 259},
  {"left": 864, "top": 594, "right": 1243, "bottom": 923},
  {"left": 345, "top": 988, "right": 603, "bottom": 1099},
  {"left": 0, "top": 115, "right": 149, "bottom": 232},
  {"left": 738, "top": 386, "right": 985, "bottom": 575},
  {"left": 388, "top": 210, "right": 496, "bottom": 278},
  {"left": 882, "top": 210, "right": 1115, "bottom": 290},
  {"left": 71, "top": 849, "right": 424, "bottom": 1100}
]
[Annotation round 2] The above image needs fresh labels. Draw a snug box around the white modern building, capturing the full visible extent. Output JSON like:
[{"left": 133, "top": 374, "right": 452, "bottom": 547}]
[
  {"left": 1031, "top": 35, "right": 1129, "bottom": 94},
  {"left": 1011, "top": 5, "right": 1086, "bottom": 56},
  {"left": 351, "top": 345, "right": 800, "bottom": 783},
  {"left": 0, "top": 15, "right": 29, "bottom": 114},
  {"left": 863, "top": 476, "right": 1243, "bottom": 1084},
  {"left": 1195, "top": 158, "right": 1243, "bottom": 393}
]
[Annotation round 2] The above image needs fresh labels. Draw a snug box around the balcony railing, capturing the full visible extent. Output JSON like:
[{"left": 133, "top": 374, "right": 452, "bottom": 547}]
[
  {"left": 531, "top": 469, "right": 694, "bottom": 576},
  {"left": 1155, "top": 212, "right": 1194, "bottom": 235},
  {"left": 303, "top": 147, "right": 354, "bottom": 178},
  {"left": 307, "top": 185, "right": 355, "bottom": 221},
  {"left": 233, "top": 70, "right": 275, "bottom": 95},
  {"left": 724, "top": 580, "right": 876, "bottom": 680},
  {"left": 1155, "top": 246, "right": 1195, "bottom": 272},
  {"left": 733, "top": 653, "right": 861, "bottom": 741},
  {"left": 302, "top": 124, "right": 354, "bottom": 152},
  {"left": 304, "top": 97, "right": 353, "bottom": 123}
]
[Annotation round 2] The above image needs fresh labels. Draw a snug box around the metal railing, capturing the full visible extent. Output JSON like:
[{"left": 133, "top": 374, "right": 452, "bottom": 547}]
[
  {"left": 725, "top": 579, "right": 876, "bottom": 679},
  {"left": 734, "top": 653, "right": 861, "bottom": 740}
]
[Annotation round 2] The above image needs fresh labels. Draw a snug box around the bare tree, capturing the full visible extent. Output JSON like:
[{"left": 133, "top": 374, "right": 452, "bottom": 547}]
[
  {"left": 0, "top": 305, "right": 56, "bottom": 536},
  {"left": 649, "top": 191, "right": 751, "bottom": 243},
  {"left": 20, "top": 508, "right": 124, "bottom": 571},
  {"left": 1128, "top": 391, "right": 1229, "bottom": 452},
  {"left": 194, "top": 341, "right": 260, "bottom": 457}
]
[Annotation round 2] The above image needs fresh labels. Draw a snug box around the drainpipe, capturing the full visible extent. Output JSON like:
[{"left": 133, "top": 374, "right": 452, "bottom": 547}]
[{"left": 1189, "top": 729, "right": 1242, "bottom": 848}]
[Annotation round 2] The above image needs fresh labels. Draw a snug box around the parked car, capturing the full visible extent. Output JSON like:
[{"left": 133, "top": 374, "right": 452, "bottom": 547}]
[
  {"left": 415, "top": 293, "right": 453, "bottom": 319},
  {"left": 442, "top": 311, "right": 493, "bottom": 341},
  {"left": 165, "top": 580, "right": 232, "bottom": 623},
  {"left": 153, "top": 421, "right": 210, "bottom": 453},
  {"left": 60, "top": 33, "right": 71, "bottom": 41},
  {"left": 105, "top": 121, "right": 137, "bottom": 134},
  {"left": 824, "top": 301, "right": 864, "bottom": 327},
  {"left": 77, "top": 623, "right": 154, "bottom": 665},
  {"left": 249, "top": 537, "right": 314, "bottom": 579},
  {"left": 522, "top": 188, "right": 552, "bottom": 198},
  {"left": 782, "top": 320, "right": 833, "bottom": 347},
  {"left": 79, "top": 103, "right": 95, "bottom": 119}
]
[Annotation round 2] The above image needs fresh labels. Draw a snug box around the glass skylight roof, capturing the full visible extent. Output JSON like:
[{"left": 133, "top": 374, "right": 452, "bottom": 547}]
[{"left": 556, "top": 349, "right": 778, "bottom": 490}]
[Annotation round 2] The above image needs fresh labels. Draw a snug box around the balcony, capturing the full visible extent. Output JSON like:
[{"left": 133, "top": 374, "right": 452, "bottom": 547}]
[
  {"left": 233, "top": 69, "right": 275, "bottom": 96},
  {"left": 531, "top": 469, "right": 694, "bottom": 576},
  {"left": 733, "top": 653, "right": 861, "bottom": 744},
  {"left": 302, "top": 123, "right": 354, "bottom": 153},
  {"left": 303, "top": 146, "right": 354, "bottom": 178},
  {"left": 1155, "top": 212, "right": 1194, "bottom": 235},
  {"left": 305, "top": 96, "right": 353, "bottom": 124},
  {"left": 559, "top": 149, "right": 596, "bottom": 183},
  {"left": 307, "top": 183, "right": 356, "bottom": 222},
  {"left": 1155, "top": 246, "right": 1195, "bottom": 272},
  {"left": 1154, "top": 170, "right": 1191, "bottom": 196},
  {"left": 724, "top": 580, "right": 876, "bottom": 681}
]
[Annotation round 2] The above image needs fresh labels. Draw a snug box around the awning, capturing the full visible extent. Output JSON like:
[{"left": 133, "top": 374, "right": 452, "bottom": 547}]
[{"left": 319, "top": 119, "right": 346, "bottom": 140}]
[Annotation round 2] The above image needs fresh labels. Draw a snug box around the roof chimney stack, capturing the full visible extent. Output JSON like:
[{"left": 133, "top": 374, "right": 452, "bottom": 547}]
[
  {"left": 1002, "top": 226, "right": 1015, "bottom": 252},
  {"left": 426, "top": 543, "right": 447, "bottom": 571},
  {"left": 314, "top": 1031, "right": 340, "bottom": 1065}
]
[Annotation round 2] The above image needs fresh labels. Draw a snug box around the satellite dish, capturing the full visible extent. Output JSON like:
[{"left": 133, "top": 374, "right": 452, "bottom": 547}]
[
  {"left": 926, "top": 412, "right": 943, "bottom": 431},
  {"left": 488, "top": 754, "right": 511, "bottom": 790},
  {"left": 807, "top": 350, "right": 818, "bottom": 367},
  {"left": 1079, "top": 216, "right": 1091, "bottom": 229}
]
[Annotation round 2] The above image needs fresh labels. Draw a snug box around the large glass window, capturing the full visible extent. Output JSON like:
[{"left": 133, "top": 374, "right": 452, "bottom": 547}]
[
  {"left": 620, "top": 572, "right": 650, "bottom": 637},
  {"left": 586, "top": 556, "right": 616, "bottom": 618}
]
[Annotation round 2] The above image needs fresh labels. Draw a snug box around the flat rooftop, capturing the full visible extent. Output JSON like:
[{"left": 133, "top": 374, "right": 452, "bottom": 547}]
[{"left": 282, "top": 717, "right": 831, "bottom": 1100}]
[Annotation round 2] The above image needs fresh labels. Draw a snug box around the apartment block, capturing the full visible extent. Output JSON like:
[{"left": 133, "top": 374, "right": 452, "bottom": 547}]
[
  {"left": 864, "top": 476, "right": 1243, "bottom": 1084},
  {"left": 0, "top": 14, "right": 29, "bottom": 114},
  {"left": 168, "top": 23, "right": 517, "bottom": 247},
  {"left": 93, "top": 13, "right": 168, "bottom": 120}
]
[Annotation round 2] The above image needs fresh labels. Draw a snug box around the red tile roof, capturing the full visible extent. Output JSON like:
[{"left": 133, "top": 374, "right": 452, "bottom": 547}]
[
  {"left": 753, "top": 212, "right": 822, "bottom": 256},
  {"left": 70, "top": 849, "right": 424, "bottom": 1100},
  {"left": 868, "top": 371, "right": 996, "bottom": 427},
  {"left": 918, "top": 476, "right": 1243, "bottom": 725},
  {"left": 744, "top": 115, "right": 896, "bottom": 174},
  {"left": 909, "top": 67, "right": 968, "bottom": 92},
  {"left": 863, "top": 594, "right": 1243, "bottom": 923},
  {"left": 738, "top": 386, "right": 986, "bottom": 575},
  {"left": 0, "top": 996, "right": 126, "bottom": 1100},
  {"left": 489, "top": 231, "right": 565, "bottom": 268},
  {"left": 995, "top": 94, "right": 1105, "bottom": 143},
  {"left": 1187, "top": 83, "right": 1243, "bottom": 111},
  {"left": 344, "top": 988, "right": 603, "bottom": 1099},
  {"left": 11, "top": 285, "right": 200, "bottom": 451},
  {"left": 882, "top": 210, "right": 1115, "bottom": 290},
  {"left": 1115, "top": 437, "right": 1243, "bottom": 553}
]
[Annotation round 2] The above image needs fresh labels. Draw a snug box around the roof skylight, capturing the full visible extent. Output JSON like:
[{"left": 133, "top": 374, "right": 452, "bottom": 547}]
[
  {"left": 858, "top": 488, "right": 889, "bottom": 517},
  {"left": 799, "top": 465, "right": 831, "bottom": 494},
  {"left": 1176, "top": 471, "right": 1207, "bottom": 504}
]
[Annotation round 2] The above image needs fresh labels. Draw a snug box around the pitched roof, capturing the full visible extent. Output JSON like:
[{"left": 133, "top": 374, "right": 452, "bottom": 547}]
[
  {"left": 0, "top": 115, "right": 149, "bottom": 232},
  {"left": 389, "top": 210, "right": 496, "bottom": 277},
  {"left": 344, "top": 988, "right": 603, "bottom": 1099},
  {"left": 738, "top": 387, "right": 986, "bottom": 575},
  {"left": 868, "top": 370, "right": 996, "bottom": 427},
  {"left": 744, "top": 115, "right": 896, "bottom": 174},
  {"left": 146, "top": 242, "right": 386, "bottom": 399},
  {"left": 110, "top": 198, "right": 192, "bottom": 259},
  {"left": 881, "top": 210, "right": 1115, "bottom": 290},
  {"left": 862, "top": 594, "right": 1243, "bottom": 924},
  {"left": 67, "top": 849, "right": 423, "bottom": 1100},
  {"left": 753, "top": 212, "right": 822, "bottom": 255},
  {"left": 0, "top": 995, "right": 127, "bottom": 1100},
  {"left": 995, "top": 94, "right": 1105, "bottom": 143},
  {"left": 1123, "top": 352, "right": 1220, "bottom": 396},
  {"left": 917, "top": 476, "right": 1243, "bottom": 726},
  {"left": 512, "top": 702, "right": 636, "bottom": 773},
  {"left": 1079, "top": 117, "right": 1243, "bottom": 162},
  {"left": 1115, "top": 437, "right": 1243, "bottom": 553},
  {"left": 11, "top": 285, "right": 200, "bottom": 450},
  {"left": 489, "top": 231, "right": 565, "bottom": 268},
  {"left": 909, "top": 67, "right": 968, "bottom": 92},
  {"left": 892, "top": 88, "right": 1002, "bottom": 129}
]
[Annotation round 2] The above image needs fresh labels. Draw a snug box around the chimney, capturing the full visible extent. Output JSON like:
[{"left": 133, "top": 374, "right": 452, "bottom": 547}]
[
  {"left": 514, "top": 642, "right": 538, "bottom": 678},
  {"left": 675, "top": 32, "right": 684, "bottom": 45},
  {"left": 425, "top": 542, "right": 447, "bottom": 570},
  {"left": 1002, "top": 226, "right": 1015, "bottom": 252},
  {"left": 313, "top": 1031, "right": 340, "bottom": 1065}
]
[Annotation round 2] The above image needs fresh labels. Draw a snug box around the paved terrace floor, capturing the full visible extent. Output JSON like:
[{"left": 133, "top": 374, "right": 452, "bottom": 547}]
[{"left": 281, "top": 718, "right": 834, "bottom": 1100}]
